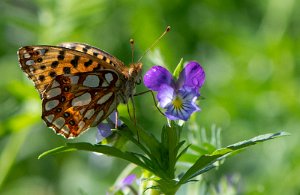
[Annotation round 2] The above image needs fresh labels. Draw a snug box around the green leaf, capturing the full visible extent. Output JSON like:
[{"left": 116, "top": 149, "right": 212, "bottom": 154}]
[
  {"left": 173, "top": 58, "right": 184, "bottom": 79},
  {"left": 189, "top": 143, "right": 217, "bottom": 156},
  {"left": 177, "top": 131, "right": 289, "bottom": 185},
  {"left": 120, "top": 117, "right": 162, "bottom": 164},
  {"left": 38, "top": 142, "right": 147, "bottom": 169},
  {"left": 178, "top": 153, "right": 199, "bottom": 164},
  {"left": 116, "top": 118, "right": 174, "bottom": 180},
  {"left": 115, "top": 124, "right": 151, "bottom": 157},
  {"left": 156, "top": 178, "right": 179, "bottom": 195},
  {"left": 176, "top": 143, "right": 190, "bottom": 161},
  {"left": 160, "top": 122, "right": 181, "bottom": 178}
]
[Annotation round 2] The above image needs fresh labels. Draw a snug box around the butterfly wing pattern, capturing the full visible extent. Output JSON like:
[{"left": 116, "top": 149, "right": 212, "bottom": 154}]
[{"left": 18, "top": 43, "right": 142, "bottom": 138}]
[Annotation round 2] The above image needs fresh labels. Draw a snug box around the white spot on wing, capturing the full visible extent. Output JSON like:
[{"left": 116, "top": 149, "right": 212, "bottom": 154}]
[
  {"left": 79, "top": 108, "right": 85, "bottom": 115},
  {"left": 70, "top": 76, "right": 79, "bottom": 84},
  {"left": 26, "top": 60, "right": 35, "bottom": 66},
  {"left": 115, "top": 79, "right": 121, "bottom": 87},
  {"left": 84, "top": 109, "right": 95, "bottom": 119},
  {"left": 107, "top": 102, "right": 116, "bottom": 116},
  {"left": 45, "top": 114, "right": 54, "bottom": 122},
  {"left": 83, "top": 75, "right": 100, "bottom": 87},
  {"left": 71, "top": 93, "right": 91, "bottom": 107},
  {"left": 23, "top": 53, "right": 31, "bottom": 59},
  {"left": 101, "top": 81, "right": 109, "bottom": 87},
  {"left": 97, "top": 92, "right": 113, "bottom": 104},
  {"left": 46, "top": 88, "right": 61, "bottom": 99},
  {"left": 105, "top": 73, "right": 113, "bottom": 83},
  {"left": 53, "top": 117, "right": 65, "bottom": 129},
  {"left": 39, "top": 49, "right": 47, "bottom": 55},
  {"left": 45, "top": 100, "right": 59, "bottom": 111},
  {"left": 61, "top": 125, "right": 70, "bottom": 134},
  {"left": 92, "top": 110, "right": 104, "bottom": 126},
  {"left": 29, "top": 67, "right": 35, "bottom": 72},
  {"left": 52, "top": 80, "right": 60, "bottom": 88},
  {"left": 78, "top": 121, "right": 85, "bottom": 131}
]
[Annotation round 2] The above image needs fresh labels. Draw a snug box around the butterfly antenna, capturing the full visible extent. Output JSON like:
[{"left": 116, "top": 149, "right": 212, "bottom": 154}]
[
  {"left": 137, "top": 26, "right": 171, "bottom": 62},
  {"left": 130, "top": 39, "right": 135, "bottom": 64}
]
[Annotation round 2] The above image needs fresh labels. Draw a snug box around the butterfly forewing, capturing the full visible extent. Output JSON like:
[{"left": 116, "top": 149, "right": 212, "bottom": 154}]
[
  {"left": 18, "top": 45, "right": 117, "bottom": 96},
  {"left": 42, "top": 70, "right": 120, "bottom": 138},
  {"left": 58, "top": 42, "right": 127, "bottom": 72},
  {"left": 18, "top": 42, "right": 142, "bottom": 138}
]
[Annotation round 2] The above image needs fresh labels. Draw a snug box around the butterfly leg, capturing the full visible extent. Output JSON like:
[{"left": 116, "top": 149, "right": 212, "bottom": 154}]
[
  {"left": 130, "top": 95, "right": 137, "bottom": 126},
  {"left": 127, "top": 102, "right": 133, "bottom": 121},
  {"left": 134, "top": 90, "right": 165, "bottom": 117},
  {"left": 129, "top": 95, "right": 140, "bottom": 142},
  {"left": 150, "top": 91, "right": 165, "bottom": 117}
]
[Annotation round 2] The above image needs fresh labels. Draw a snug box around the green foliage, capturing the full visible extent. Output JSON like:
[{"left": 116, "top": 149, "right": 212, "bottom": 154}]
[
  {"left": 0, "top": 0, "right": 299, "bottom": 194},
  {"left": 173, "top": 58, "right": 184, "bottom": 79},
  {"left": 39, "top": 120, "right": 288, "bottom": 194}
]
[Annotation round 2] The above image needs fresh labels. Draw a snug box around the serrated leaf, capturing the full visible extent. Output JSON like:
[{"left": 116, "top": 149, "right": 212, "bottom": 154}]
[
  {"left": 177, "top": 131, "right": 289, "bottom": 185},
  {"left": 38, "top": 142, "right": 147, "bottom": 169}
]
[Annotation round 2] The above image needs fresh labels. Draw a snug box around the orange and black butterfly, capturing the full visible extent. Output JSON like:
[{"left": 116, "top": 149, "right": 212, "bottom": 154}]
[{"left": 18, "top": 43, "right": 142, "bottom": 138}]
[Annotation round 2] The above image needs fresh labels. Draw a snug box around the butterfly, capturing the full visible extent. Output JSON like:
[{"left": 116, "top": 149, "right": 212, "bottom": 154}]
[{"left": 18, "top": 43, "right": 142, "bottom": 138}]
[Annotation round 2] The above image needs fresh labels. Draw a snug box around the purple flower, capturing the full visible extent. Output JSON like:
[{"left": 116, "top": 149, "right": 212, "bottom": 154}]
[
  {"left": 108, "top": 174, "right": 137, "bottom": 194},
  {"left": 120, "top": 174, "right": 136, "bottom": 188},
  {"left": 143, "top": 61, "right": 205, "bottom": 121},
  {"left": 96, "top": 111, "right": 122, "bottom": 142}
]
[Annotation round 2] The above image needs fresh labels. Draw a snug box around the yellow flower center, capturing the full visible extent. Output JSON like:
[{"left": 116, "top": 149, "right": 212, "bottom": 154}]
[{"left": 172, "top": 96, "right": 183, "bottom": 109}]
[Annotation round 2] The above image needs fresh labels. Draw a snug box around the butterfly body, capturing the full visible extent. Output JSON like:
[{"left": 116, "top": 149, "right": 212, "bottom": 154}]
[{"left": 18, "top": 43, "right": 142, "bottom": 138}]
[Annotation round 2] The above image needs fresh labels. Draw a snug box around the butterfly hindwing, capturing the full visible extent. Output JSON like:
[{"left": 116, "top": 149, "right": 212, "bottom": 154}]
[{"left": 41, "top": 70, "right": 120, "bottom": 138}]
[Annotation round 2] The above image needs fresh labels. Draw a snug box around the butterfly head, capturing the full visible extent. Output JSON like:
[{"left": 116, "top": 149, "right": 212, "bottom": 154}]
[{"left": 129, "top": 62, "right": 143, "bottom": 85}]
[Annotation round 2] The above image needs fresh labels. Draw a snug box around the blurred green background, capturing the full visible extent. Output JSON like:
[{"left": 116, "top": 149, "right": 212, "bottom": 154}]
[{"left": 0, "top": 0, "right": 299, "bottom": 194}]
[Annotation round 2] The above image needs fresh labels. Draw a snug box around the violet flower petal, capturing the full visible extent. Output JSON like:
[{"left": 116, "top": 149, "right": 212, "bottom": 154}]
[
  {"left": 164, "top": 88, "right": 200, "bottom": 121},
  {"left": 97, "top": 123, "right": 113, "bottom": 138},
  {"left": 97, "top": 111, "right": 122, "bottom": 139},
  {"left": 121, "top": 174, "right": 136, "bottom": 187},
  {"left": 143, "top": 66, "right": 175, "bottom": 91},
  {"left": 157, "top": 84, "right": 174, "bottom": 108},
  {"left": 177, "top": 61, "right": 205, "bottom": 92}
]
